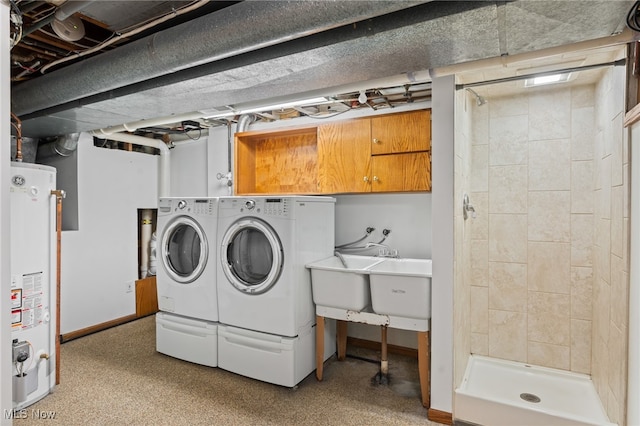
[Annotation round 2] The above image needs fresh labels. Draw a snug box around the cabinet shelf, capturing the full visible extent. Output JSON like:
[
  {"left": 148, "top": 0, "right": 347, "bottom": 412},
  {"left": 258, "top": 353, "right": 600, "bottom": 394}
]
[{"left": 234, "top": 109, "right": 431, "bottom": 195}]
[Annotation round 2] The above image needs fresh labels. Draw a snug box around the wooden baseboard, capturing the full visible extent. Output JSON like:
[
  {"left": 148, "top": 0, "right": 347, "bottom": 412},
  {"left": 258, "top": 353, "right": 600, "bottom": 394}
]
[
  {"left": 428, "top": 408, "right": 453, "bottom": 425},
  {"left": 60, "top": 314, "right": 138, "bottom": 343},
  {"left": 347, "top": 336, "right": 419, "bottom": 358}
]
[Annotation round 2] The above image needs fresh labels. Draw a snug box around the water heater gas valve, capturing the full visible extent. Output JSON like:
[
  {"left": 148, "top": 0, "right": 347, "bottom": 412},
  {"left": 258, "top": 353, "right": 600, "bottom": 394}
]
[{"left": 12, "top": 339, "right": 29, "bottom": 363}]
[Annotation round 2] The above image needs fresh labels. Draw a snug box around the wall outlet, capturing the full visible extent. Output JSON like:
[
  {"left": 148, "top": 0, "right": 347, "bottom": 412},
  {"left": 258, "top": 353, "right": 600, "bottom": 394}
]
[{"left": 125, "top": 281, "right": 134, "bottom": 293}]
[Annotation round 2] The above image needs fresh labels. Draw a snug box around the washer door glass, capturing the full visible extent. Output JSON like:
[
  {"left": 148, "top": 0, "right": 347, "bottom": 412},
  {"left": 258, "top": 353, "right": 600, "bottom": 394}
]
[
  {"left": 221, "top": 218, "right": 283, "bottom": 295},
  {"left": 161, "top": 216, "right": 208, "bottom": 284}
]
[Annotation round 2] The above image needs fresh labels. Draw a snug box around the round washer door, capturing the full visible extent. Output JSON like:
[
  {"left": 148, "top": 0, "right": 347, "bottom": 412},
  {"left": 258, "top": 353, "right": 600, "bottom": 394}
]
[
  {"left": 161, "top": 216, "right": 208, "bottom": 284},
  {"left": 220, "top": 217, "right": 283, "bottom": 295}
]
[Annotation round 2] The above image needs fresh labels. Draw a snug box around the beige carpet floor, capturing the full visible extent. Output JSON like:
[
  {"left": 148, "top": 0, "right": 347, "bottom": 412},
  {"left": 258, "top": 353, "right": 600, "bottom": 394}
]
[{"left": 14, "top": 316, "right": 444, "bottom": 425}]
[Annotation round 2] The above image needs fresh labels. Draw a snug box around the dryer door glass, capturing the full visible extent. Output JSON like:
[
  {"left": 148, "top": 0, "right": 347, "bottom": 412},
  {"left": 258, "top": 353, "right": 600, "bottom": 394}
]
[
  {"left": 161, "top": 216, "right": 208, "bottom": 284},
  {"left": 221, "top": 218, "right": 283, "bottom": 295}
]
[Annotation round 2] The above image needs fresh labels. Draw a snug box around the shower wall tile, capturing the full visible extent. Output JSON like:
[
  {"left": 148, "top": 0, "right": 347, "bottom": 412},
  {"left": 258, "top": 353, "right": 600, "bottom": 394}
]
[
  {"left": 610, "top": 254, "right": 628, "bottom": 330},
  {"left": 570, "top": 319, "right": 592, "bottom": 374},
  {"left": 471, "top": 332, "right": 488, "bottom": 355},
  {"left": 611, "top": 114, "right": 623, "bottom": 186},
  {"left": 469, "top": 192, "right": 488, "bottom": 240},
  {"left": 528, "top": 139, "right": 570, "bottom": 190},
  {"left": 570, "top": 266, "right": 593, "bottom": 321},
  {"left": 610, "top": 185, "right": 624, "bottom": 259},
  {"left": 488, "top": 262, "right": 527, "bottom": 312},
  {"left": 528, "top": 341, "right": 570, "bottom": 370},
  {"left": 528, "top": 190, "right": 570, "bottom": 242},
  {"left": 489, "top": 115, "right": 528, "bottom": 166},
  {"left": 529, "top": 89, "right": 571, "bottom": 141},
  {"left": 470, "top": 145, "right": 488, "bottom": 192},
  {"left": 488, "top": 165, "right": 527, "bottom": 214},
  {"left": 528, "top": 291, "right": 571, "bottom": 346},
  {"left": 571, "top": 214, "right": 593, "bottom": 267},
  {"left": 571, "top": 160, "right": 594, "bottom": 214},
  {"left": 528, "top": 242, "right": 570, "bottom": 294},
  {"left": 489, "top": 214, "right": 527, "bottom": 263},
  {"left": 571, "top": 106, "right": 595, "bottom": 161},
  {"left": 470, "top": 286, "right": 488, "bottom": 334},
  {"left": 470, "top": 240, "right": 488, "bottom": 287},
  {"left": 488, "top": 310, "right": 527, "bottom": 362},
  {"left": 489, "top": 95, "right": 528, "bottom": 118},
  {"left": 571, "top": 85, "right": 595, "bottom": 109}
]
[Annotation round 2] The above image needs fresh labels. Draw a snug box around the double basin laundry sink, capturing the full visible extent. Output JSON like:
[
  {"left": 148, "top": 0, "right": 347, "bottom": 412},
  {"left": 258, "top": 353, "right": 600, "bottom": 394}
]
[{"left": 305, "top": 254, "right": 432, "bottom": 320}]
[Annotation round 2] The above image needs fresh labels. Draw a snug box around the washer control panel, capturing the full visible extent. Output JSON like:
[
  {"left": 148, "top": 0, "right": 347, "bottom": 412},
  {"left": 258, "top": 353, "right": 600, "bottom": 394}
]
[{"left": 219, "top": 197, "right": 290, "bottom": 218}]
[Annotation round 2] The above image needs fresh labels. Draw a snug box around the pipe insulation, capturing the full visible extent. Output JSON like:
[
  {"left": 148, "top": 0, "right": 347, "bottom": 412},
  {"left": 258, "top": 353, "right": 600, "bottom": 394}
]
[
  {"left": 89, "top": 131, "right": 170, "bottom": 197},
  {"left": 12, "top": 1, "right": 428, "bottom": 116}
]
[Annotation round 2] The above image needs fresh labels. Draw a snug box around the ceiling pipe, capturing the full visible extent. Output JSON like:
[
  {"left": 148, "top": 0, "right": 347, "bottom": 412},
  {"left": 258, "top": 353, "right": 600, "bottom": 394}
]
[
  {"left": 12, "top": 1, "right": 429, "bottom": 116},
  {"left": 89, "top": 131, "right": 170, "bottom": 198}
]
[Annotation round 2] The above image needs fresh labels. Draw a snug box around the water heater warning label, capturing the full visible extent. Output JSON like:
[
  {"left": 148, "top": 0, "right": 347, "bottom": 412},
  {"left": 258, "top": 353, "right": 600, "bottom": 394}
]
[{"left": 11, "top": 272, "right": 44, "bottom": 329}]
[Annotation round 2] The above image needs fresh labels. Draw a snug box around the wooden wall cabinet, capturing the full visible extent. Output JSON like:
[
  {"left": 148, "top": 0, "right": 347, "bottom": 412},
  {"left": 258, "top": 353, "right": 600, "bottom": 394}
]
[{"left": 235, "top": 109, "right": 431, "bottom": 195}]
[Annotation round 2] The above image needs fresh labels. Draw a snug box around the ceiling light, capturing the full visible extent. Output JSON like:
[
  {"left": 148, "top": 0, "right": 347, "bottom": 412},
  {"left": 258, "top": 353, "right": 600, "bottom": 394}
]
[
  {"left": 358, "top": 91, "right": 368, "bottom": 104},
  {"left": 524, "top": 72, "right": 571, "bottom": 87}
]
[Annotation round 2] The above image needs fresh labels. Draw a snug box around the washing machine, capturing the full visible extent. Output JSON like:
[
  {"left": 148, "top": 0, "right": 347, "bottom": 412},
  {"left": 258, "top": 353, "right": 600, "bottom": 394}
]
[
  {"left": 216, "top": 196, "right": 336, "bottom": 386},
  {"left": 155, "top": 197, "right": 219, "bottom": 366}
]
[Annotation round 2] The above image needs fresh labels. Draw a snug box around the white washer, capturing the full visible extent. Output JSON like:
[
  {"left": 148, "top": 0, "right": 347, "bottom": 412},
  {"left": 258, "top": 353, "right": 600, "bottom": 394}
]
[
  {"left": 156, "top": 197, "right": 219, "bottom": 321},
  {"left": 155, "top": 197, "right": 219, "bottom": 367},
  {"left": 216, "top": 196, "right": 336, "bottom": 386}
]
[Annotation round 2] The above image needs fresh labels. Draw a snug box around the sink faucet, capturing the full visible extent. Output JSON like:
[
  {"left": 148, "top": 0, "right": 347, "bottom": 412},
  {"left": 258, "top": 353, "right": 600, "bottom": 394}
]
[
  {"left": 334, "top": 251, "right": 349, "bottom": 268},
  {"left": 365, "top": 243, "right": 399, "bottom": 258}
]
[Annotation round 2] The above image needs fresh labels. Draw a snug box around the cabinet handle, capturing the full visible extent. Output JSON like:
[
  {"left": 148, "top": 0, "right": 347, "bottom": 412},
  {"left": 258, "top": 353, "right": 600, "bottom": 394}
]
[
  {"left": 373, "top": 176, "right": 379, "bottom": 182},
  {"left": 363, "top": 176, "right": 369, "bottom": 182},
  {"left": 373, "top": 138, "right": 379, "bottom": 144}
]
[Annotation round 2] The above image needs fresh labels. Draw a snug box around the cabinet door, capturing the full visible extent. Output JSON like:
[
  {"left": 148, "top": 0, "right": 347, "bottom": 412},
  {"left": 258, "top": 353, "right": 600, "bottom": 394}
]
[
  {"left": 371, "top": 152, "right": 431, "bottom": 192},
  {"left": 317, "top": 119, "right": 371, "bottom": 193},
  {"left": 370, "top": 110, "right": 431, "bottom": 155}
]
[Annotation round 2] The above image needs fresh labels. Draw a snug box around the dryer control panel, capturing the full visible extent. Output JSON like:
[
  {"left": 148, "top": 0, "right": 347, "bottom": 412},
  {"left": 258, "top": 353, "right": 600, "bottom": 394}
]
[{"left": 219, "top": 197, "right": 291, "bottom": 218}]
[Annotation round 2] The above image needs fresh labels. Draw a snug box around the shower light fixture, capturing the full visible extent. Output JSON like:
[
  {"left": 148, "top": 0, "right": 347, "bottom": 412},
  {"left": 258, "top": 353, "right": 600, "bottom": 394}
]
[{"left": 524, "top": 72, "right": 571, "bottom": 87}]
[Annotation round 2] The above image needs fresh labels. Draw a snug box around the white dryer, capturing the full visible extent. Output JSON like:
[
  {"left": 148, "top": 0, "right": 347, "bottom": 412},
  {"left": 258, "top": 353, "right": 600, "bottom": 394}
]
[
  {"left": 156, "top": 197, "right": 219, "bottom": 321},
  {"left": 155, "top": 197, "right": 219, "bottom": 367},
  {"left": 216, "top": 196, "right": 336, "bottom": 386}
]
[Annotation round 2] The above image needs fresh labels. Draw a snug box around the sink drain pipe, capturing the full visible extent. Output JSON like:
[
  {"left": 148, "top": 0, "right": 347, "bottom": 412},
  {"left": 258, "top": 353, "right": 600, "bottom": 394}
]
[{"left": 372, "top": 325, "right": 390, "bottom": 385}]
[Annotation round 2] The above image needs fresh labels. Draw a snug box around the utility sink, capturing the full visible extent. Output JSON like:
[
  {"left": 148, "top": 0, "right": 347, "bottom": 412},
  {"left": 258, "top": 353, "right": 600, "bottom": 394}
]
[
  {"left": 305, "top": 255, "right": 384, "bottom": 311},
  {"left": 368, "top": 258, "right": 432, "bottom": 320}
]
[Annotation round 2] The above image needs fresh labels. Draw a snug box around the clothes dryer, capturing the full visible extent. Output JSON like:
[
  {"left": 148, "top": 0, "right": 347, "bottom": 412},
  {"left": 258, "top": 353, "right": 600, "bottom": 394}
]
[
  {"left": 216, "top": 196, "right": 336, "bottom": 386},
  {"left": 155, "top": 197, "right": 219, "bottom": 321},
  {"left": 217, "top": 196, "right": 334, "bottom": 336}
]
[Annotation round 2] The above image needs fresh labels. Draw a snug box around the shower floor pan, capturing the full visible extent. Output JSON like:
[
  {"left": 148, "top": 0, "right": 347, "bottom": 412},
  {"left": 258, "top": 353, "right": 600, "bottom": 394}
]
[{"left": 454, "top": 355, "right": 616, "bottom": 426}]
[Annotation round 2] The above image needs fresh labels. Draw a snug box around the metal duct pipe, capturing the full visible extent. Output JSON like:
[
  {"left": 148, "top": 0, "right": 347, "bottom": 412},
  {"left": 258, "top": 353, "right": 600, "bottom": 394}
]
[
  {"left": 89, "top": 131, "right": 170, "bottom": 197},
  {"left": 12, "top": 1, "right": 428, "bottom": 116},
  {"left": 35, "top": 132, "right": 80, "bottom": 161}
]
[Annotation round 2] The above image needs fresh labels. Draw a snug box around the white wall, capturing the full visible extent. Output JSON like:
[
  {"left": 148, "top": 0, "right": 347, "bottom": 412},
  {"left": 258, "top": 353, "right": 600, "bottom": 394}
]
[
  {"left": 60, "top": 134, "right": 157, "bottom": 334},
  {"left": 430, "top": 75, "right": 456, "bottom": 414},
  {"left": 169, "top": 137, "right": 208, "bottom": 197},
  {"left": 1, "top": 3, "right": 13, "bottom": 422},
  {"left": 628, "top": 119, "right": 640, "bottom": 426}
]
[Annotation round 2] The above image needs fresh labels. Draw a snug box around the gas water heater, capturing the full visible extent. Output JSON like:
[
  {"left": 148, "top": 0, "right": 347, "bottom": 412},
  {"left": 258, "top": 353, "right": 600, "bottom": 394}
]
[{"left": 9, "top": 162, "right": 58, "bottom": 409}]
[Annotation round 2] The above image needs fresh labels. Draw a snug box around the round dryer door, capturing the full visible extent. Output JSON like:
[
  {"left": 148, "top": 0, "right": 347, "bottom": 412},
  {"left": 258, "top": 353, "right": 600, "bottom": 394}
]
[
  {"left": 220, "top": 217, "right": 283, "bottom": 295},
  {"left": 161, "top": 216, "right": 208, "bottom": 284}
]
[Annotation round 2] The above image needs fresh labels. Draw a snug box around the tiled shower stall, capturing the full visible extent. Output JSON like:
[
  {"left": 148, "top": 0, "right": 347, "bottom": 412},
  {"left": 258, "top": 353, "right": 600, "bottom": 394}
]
[{"left": 454, "top": 61, "right": 629, "bottom": 424}]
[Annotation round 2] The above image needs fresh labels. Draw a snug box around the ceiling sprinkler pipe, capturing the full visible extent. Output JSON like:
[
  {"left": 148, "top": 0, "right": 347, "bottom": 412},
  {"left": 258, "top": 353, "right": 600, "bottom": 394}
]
[{"left": 89, "top": 131, "right": 170, "bottom": 197}]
